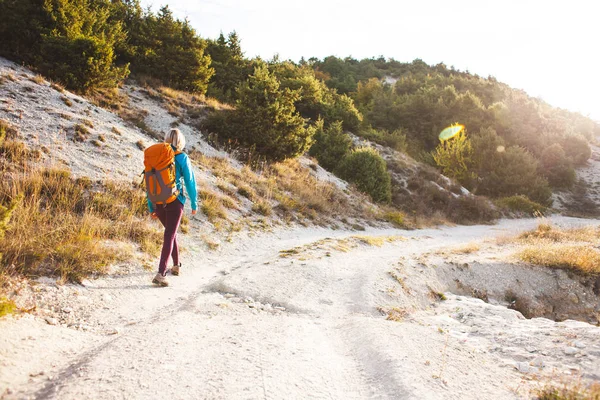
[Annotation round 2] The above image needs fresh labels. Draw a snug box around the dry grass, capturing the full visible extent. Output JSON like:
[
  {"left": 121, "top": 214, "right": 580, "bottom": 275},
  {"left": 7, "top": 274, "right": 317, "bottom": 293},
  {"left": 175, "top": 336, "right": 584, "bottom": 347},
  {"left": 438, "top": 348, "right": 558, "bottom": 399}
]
[
  {"left": 385, "top": 307, "right": 409, "bottom": 322},
  {"left": 73, "top": 123, "right": 90, "bottom": 142},
  {"left": 87, "top": 87, "right": 128, "bottom": 111},
  {"left": 252, "top": 200, "right": 272, "bottom": 216},
  {"left": 61, "top": 96, "right": 73, "bottom": 107},
  {"left": 30, "top": 75, "right": 45, "bottom": 85},
  {"left": 536, "top": 380, "right": 600, "bottom": 400},
  {"left": 519, "top": 223, "right": 600, "bottom": 243},
  {"left": 0, "top": 120, "right": 40, "bottom": 168},
  {"left": 1, "top": 72, "right": 17, "bottom": 83},
  {"left": 444, "top": 243, "right": 481, "bottom": 255},
  {"left": 0, "top": 167, "right": 162, "bottom": 284},
  {"left": 50, "top": 81, "right": 65, "bottom": 92},
  {"left": 519, "top": 245, "right": 600, "bottom": 275},
  {"left": 200, "top": 190, "right": 228, "bottom": 223},
  {"left": 515, "top": 223, "right": 600, "bottom": 275},
  {"left": 353, "top": 235, "right": 405, "bottom": 247},
  {"left": 157, "top": 86, "right": 232, "bottom": 112}
]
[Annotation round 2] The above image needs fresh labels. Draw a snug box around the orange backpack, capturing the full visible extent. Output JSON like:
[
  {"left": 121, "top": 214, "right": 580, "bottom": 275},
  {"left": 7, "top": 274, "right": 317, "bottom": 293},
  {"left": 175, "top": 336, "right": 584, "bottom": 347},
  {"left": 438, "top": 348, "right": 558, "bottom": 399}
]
[{"left": 143, "top": 143, "right": 181, "bottom": 205}]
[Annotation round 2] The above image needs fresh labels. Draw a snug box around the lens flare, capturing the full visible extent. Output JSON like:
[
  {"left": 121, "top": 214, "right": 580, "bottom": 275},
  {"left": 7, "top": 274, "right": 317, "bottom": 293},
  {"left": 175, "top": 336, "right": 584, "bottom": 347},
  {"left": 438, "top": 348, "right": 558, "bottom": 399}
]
[{"left": 439, "top": 124, "right": 465, "bottom": 141}]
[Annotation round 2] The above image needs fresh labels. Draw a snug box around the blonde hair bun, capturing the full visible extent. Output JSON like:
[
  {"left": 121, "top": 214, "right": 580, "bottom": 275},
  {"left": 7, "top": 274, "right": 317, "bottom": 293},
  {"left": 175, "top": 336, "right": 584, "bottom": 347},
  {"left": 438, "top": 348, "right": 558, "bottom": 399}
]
[{"left": 165, "top": 128, "right": 186, "bottom": 151}]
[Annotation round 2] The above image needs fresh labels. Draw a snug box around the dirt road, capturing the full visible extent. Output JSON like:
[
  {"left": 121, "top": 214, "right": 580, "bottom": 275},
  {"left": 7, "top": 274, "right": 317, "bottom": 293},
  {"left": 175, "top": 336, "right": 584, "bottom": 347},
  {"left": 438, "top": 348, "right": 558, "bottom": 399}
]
[{"left": 2, "top": 217, "right": 599, "bottom": 399}]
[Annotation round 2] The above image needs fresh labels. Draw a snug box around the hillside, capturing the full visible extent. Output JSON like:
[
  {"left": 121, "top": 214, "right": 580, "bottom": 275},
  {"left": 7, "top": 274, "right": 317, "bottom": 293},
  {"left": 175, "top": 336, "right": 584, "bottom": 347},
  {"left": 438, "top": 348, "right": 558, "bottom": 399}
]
[{"left": 1, "top": 56, "right": 600, "bottom": 399}]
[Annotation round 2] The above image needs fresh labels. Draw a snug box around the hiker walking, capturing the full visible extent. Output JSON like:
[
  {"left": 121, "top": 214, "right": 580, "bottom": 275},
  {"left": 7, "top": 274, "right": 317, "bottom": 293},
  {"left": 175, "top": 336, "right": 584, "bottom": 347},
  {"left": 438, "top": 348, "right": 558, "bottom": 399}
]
[{"left": 144, "top": 128, "right": 197, "bottom": 287}]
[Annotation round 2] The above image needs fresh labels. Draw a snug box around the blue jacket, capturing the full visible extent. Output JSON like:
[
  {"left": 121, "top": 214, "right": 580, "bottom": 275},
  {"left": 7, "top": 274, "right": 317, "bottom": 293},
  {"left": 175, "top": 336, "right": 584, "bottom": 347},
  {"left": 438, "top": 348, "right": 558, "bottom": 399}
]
[{"left": 147, "top": 149, "right": 198, "bottom": 213}]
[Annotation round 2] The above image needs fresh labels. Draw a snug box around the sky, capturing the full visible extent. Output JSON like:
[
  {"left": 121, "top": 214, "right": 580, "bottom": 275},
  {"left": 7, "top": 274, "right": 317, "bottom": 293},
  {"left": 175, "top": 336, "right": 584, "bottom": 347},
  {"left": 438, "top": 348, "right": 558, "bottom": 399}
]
[{"left": 140, "top": 0, "right": 599, "bottom": 121}]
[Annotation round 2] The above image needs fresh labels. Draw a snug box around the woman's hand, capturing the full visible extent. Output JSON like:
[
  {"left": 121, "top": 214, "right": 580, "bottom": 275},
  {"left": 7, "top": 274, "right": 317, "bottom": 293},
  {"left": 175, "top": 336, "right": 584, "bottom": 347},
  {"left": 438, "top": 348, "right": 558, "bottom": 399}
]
[
  {"left": 191, "top": 209, "right": 197, "bottom": 215},
  {"left": 151, "top": 212, "right": 158, "bottom": 219}
]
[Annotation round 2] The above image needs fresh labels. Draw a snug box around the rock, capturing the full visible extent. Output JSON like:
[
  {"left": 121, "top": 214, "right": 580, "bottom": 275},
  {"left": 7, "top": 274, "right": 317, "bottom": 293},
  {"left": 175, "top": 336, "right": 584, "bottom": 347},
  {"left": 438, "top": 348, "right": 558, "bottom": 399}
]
[
  {"left": 516, "top": 362, "right": 532, "bottom": 373},
  {"left": 62, "top": 307, "right": 73, "bottom": 314},
  {"left": 574, "top": 341, "right": 586, "bottom": 349},
  {"left": 567, "top": 293, "right": 579, "bottom": 304},
  {"left": 531, "top": 357, "right": 546, "bottom": 368},
  {"left": 564, "top": 347, "right": 579, "bottom": 355},
  {"left": 526, "top": 347, "right": 536, "bottom": 353},
  {"left": 263, "top": 304, "right": 273, "bottom": 311},
  {"left": 224, "top": 293, "right": 236, "bottom": 299},
  {"left": 108, "top": 328, "right": 120, "bottom": 335},
  {"left": 274, "top": 306, "right": 286, "bottom": 312},
  {"left": 102, "top": 294, "right": 113, "bottom": 302},
  {"left": 45, "top": 317, "right": 59, "bottom": 326}
]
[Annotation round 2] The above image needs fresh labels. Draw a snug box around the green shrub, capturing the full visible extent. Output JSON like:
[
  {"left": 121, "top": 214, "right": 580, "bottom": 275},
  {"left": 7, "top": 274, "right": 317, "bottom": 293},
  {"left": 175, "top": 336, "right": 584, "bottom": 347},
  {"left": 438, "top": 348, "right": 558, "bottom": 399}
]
[
  {"left": 336, "top": 147, "right": 392, "bottom": 203},
  {"left": 0, "top": 298, "right": 17, "bottom": 318},
  {"left": 204, "top": 64, "right": 314, "bottom": 162},
  {"left": 495, "top": 195, "right": 547, "bottom": 215},
  {"left": 39, "top": 35, "right": 128, "bottom": 92},
  {"left": 433, "top": 130, "right": 474, "bottom": 185},
  {"left": 541, "top": 144, "right": 576, "bottom": 188},
  {"left": 309, "top": 120, "right": 352, "bottom": 171},
  {"left": 562, "top": 134, "right": 591, "bottom": 166},
  {"left": 383, "top": 211, "right": 405, "bottom": 227},
  {"left": 358, "top": 125, "right": 408, "bottom": 152},
  {"left": 446, "top": 195, "right": 498, "bottom": 225}
]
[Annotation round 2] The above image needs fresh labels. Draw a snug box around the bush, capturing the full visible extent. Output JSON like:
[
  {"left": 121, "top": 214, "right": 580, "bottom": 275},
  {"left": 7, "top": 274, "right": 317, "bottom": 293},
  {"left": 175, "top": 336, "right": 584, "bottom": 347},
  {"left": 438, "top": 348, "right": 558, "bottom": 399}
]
[
  {"left": 475, "top": 144, "right": 552, "bottom": 206},
  {"left": 495, "top": 195, "right": 547, "bottom": 215},
  {"left": 39, "top": 35, "right": 128, "bottom": 92},
  {"left": 204, "top": 64, "right": 315, "bottom": 162},
  {"left": 541, "top": 144, "right": 576, "bottom": 188},
  {"left": 383, "top": 210, "right": 405, "bottom": 227},
  {"left": 445, "top": 195, "right": 498, "bottom": 225},
  {"left": 336, "top": 147, "right": 392, "bottom": 203},
  {"left": 358, "top": 125, "right": 408, "bottom": 152},
  {"left": 309, "top": 120, "right": 352, "bottom": 171},
  {"left": 562, "top": 134, "right": 591, "bottom": 166},
  {"left": 433, "top": 131, "right": 474, "bottom": 185}
]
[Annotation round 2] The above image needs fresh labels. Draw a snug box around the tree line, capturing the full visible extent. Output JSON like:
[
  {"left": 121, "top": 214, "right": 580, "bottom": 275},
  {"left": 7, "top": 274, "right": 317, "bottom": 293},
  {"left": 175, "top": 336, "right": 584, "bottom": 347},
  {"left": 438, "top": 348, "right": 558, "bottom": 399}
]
[{"left": 1, "top": 0, "right": 598, "bottom": 208}]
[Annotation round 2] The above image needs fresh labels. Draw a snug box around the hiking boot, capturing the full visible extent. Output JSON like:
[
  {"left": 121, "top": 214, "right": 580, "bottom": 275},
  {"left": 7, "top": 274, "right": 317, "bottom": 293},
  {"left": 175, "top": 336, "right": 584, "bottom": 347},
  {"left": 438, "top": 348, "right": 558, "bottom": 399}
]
[
  {"left": 152, "top": 273, "right": 168, "bottom": 287},
  {"left": 171, "top": 263, "right": 181, "bottom": 276}
]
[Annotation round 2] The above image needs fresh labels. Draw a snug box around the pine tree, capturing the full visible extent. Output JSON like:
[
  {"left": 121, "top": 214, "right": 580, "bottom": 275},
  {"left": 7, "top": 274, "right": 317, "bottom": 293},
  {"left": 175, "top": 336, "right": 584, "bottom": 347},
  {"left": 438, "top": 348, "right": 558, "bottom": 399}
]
[
  {"left": 309, "top": 120, "right": 352, "bottom": 171},
  {"left": 212, "top": 64, "right": 314, "bottom": 162}
]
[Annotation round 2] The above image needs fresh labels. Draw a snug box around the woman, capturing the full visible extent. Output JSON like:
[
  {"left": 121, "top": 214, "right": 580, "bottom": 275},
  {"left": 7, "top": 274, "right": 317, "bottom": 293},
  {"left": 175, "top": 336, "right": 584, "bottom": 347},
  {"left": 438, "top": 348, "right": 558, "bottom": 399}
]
[{"left": 149, "top": 128, "right": 198, "bottom": 287}]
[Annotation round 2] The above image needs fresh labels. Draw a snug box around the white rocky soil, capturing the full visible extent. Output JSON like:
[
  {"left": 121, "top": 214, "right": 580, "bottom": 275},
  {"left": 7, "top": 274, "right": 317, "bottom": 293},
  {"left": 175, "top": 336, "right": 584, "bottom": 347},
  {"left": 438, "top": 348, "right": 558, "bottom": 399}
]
[
  {"left": 1, "top": 58, "right": 600, "bottom": 399},
  {"left": 1, "top": 216, "right": 600, "bottom": 399}
]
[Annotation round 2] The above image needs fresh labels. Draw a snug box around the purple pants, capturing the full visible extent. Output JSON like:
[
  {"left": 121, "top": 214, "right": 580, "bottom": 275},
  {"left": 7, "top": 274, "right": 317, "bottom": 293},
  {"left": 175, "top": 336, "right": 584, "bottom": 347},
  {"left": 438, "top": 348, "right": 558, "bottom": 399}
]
[{"left": 154, "top": 199, "right": 184, "bottom": 276}]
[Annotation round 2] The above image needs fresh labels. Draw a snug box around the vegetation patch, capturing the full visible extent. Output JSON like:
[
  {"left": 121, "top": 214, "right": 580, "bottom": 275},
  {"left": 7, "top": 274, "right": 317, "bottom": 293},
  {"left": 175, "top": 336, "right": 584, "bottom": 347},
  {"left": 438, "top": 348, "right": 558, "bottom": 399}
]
[
  {"left": 519, "top": 245, "right": 600, "bottom": 275},
  {"left": 0, "top": 167, "right": 161, "bottom": 284},
  {"left": 73, "top": 123, "right": 90, "bottom": 142},
  {"left": 515, "top": 224, "right": 600, "bottom": 275},
  {"left": 0, "top": 297, "right": 17, "bottom": 317},
  {"left": 61, "top": 96, "right": 73, "bottom": 107},
  {"left": 536, "top": 380, "right": 600, "bottom": 400},
  {"left": 495, "top": 195, "right": 547, "bottom": 216}
]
